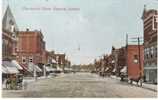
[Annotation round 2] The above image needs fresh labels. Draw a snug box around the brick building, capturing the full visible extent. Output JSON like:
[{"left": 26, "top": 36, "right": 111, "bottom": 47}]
[
  {"left": 17, "top": 29, "right": 46, "bottom": 67},
  {"left": 142, "top": 6, "right": 157, "bottom": 83},
  {"left": 2, "top": 6, "right": 19, "bottom": 60},
  {"left": 127, "top": 45, "right": 144, "bottom": 79},
  {"left": 111, "top": 46, "right": 126, "bottom": 76},
  {"left": 55, "top": 54, "right": 66, "bottom": 71}
]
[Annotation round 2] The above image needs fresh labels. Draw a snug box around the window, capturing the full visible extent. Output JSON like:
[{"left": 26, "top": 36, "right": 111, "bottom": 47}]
[
  {"left": 150, "top": 46, "right": 154, "bottom": 58},
  {"left": 146, "top": 48, "right": 150, "bottom": 59},
  {"left": 22, "top": 57, "right": 26, "bottom": 64},
  {"left": 11, "top": 25, "right": 15, "bottom": 32},
  {"left": 144, "top": 48, "right": 147, "bottom": 59},
  {"left": 151, "top": 47, "right": 154, "bottom": 54},
  {"left": 29, "top": 56, "right": 33, "bottom": 62}
]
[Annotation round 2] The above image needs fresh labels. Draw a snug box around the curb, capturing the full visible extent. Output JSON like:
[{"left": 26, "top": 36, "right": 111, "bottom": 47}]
[{"left": 110, "top": 76, "right": 157, "bottom": 92}]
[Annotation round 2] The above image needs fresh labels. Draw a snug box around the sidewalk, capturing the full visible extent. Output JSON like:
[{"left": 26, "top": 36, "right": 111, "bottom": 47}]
[
  {"left": 110, "top": 75, "right": 157, "bottom": 92},
  {"left": 142, "top": 83, "right": 157, "bottom": 92}
]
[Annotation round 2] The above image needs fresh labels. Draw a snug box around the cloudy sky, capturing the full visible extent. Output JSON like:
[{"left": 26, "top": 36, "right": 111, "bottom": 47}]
[{"left": 2, "top": 0, "right": 158, "bottom": 65}]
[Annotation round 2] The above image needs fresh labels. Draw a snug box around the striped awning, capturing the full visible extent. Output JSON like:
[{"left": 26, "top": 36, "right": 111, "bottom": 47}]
[
  {"left": 2, "top": 61, "right": 19, "bottom": 74},
  {"left": 19, "top": 64, "right": 29, "bottom": 72},
  {"left": 28, "top": 63, "right": 42, "bottom": 72},
  {"left": 11, "top": 60, "right": 23, "bottom": 70},
  {"left": 2, "top": 65, "right": 9, "bottom": 73},
  {"left": 120, "top": 66, "right": 127, "bottom": 73},
  {"left": 34, "top": 65, "right": 42, "bottom": 72},
  {"left": 52, "top": 59, "right": 57, "bottom": 63}
]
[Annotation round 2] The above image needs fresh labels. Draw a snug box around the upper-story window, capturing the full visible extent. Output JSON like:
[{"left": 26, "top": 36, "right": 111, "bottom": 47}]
[
  {"left": 11, "top": 25, "right": 15, "bottom": 32},
  {"left": 145, "top": 48, "right": 150, "bottom": 59},
  {"left": 151, "top": 46, "right": 154, "bottom": 54},
  {"left": 29, "top": 56, "right": 33, "bottom": 63},
  {"left": 22, "top": 56, "right": 26, "bottom": 64},
  {"left": 9, "top": 20, "right": 15, "bottom": 32},
  {"left": 150, "top": 47, "right": 154, "bottom": 58},
  {"left": 144, "top": 48, "right": 147, "bottom": 59}
]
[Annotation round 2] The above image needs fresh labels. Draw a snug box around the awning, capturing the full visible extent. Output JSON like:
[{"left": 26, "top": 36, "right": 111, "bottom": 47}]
[
  {"left": 45, "top": 66, "right": 52, "bottom": 72},
  {"left": 2, "top": 65, "right": 9, "bottom": 73},
  {"left": 52, "top": 59, "right": 57, "bottom": 63},
  {"left": 28, "top": 63, "right": 34, "bottom": 72},
  {"left": 57, "top": 67, "right": 62, "bottom": 71},
  {"left": 112, "top": 68, "right": 116, "bottom": 72},
  {"left": 120, "top": 66, "right": 127, "bottom": 73},
  {"left": 64, "top": 67, "right": 71, "bottom": 71},
  {"left": 45, "top": 66, "right": 57, "bottom": 72},
  {"left": 34, "top": 65, "right": 42, "bottom": 72},
  {"left": 105, "top": 67, "right": 109, "bottom": 71},
  {"left": 11, "top": 60, "right": 23, "bottom": 70},
  {"left": 28, "top": 63, "right": 42, "bottom": 72},
  {"left": 2, "top": 61, "right": 19, "bottom": 74},
  {"left": 19, "top": 64, "right": 29, "bottom": 72}
]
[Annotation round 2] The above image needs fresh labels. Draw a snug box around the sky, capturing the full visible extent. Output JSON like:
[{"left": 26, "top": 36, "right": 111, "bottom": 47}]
[{"left": 2, "top": 0, "right": 158, "bottom": 65}]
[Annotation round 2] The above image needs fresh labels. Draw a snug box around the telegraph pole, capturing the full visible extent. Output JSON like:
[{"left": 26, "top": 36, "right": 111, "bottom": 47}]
[
  {"left": 138, "top": 37, "right": 142, "bottom": 86},
  {"left": 126, "top": 34, "right": 128, "bottom": 76},
  {"left": 130, "top": 36, "right": 143, "bottom": 86},
  {"left": 138, "top": 37, "right": 141, "bottom": 74}
]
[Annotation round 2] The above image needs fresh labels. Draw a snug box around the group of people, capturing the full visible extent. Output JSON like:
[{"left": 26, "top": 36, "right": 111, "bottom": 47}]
[{"left": 3, "top": 74, "right": 23, "bottom": 90}]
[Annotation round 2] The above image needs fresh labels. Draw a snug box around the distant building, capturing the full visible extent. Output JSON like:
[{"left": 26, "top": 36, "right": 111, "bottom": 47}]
[
  {"left": 111, "top": 46, "right": 126, "bottom": 76},
  {"left": 142, "top": 6, "right": 157, "bottom": 83},
  {"left": 55, "top": 54, "right": 66, "bottom": 65},
  {"left": 17, "top": 29, "right": 46, "bottom": 66},
  {"left": 45, "top": 50, "right": 57, "bottom": 64},
  {"left": 2, "top": 6, "right": 19, "bottom": 60}
]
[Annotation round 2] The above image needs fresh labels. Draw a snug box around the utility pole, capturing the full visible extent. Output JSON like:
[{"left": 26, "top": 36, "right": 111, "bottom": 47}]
[
  {"left": 138, "top": 37, "right": 141, "bottom": 74},
  {"left": 126, "top": 34, "right": 128, "bottom": 76},
  {"left": 138, "top": 37, "right": 142, "bottom": 86}
]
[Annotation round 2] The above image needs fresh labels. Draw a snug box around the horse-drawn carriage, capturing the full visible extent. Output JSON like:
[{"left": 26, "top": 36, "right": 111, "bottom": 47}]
[{"left": 5, "top": 74, "right": 23, "bottom": 90}]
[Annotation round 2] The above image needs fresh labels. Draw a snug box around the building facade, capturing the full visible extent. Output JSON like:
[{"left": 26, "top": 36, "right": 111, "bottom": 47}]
[
  {"left": 111, "top": 46, "right": 126, "bottom": 76},
  {"left": 17, "top": 29, "right": 46, "bottom": 67},
  {"left": 127, "top": 45, "right": 144, "bottom": 79},
  {"left": 142, "top": 7, "right": 157, "bottom": 83},
  {"left": 2, "top": 6, "right": 19, "bottom": 60},
  {"left": 54, "top": 53, "right": 67, "bottom": 71}
]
